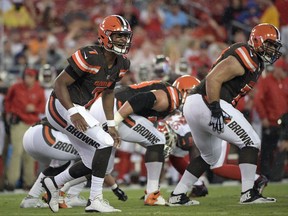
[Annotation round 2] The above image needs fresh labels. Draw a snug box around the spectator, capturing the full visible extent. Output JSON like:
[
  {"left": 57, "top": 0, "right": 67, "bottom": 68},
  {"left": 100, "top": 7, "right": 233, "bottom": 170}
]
[
  {"left": 4, "top": 68, "right": 46, "bottom": 191},
  {"left": 7, "top": 29, "right": 25, "bottom": 57},
  {"left": 162, "top": 2, "right": 189, "bottom": 31},
  {"left": 129, "top": 40, "right": 156, "bottom": 82},
  {"left": 0, "top": 39, "right": 14, "bottom": 73},
  {"left": 221, "top": 0, "right": 245, "bottom": 35},
  {"left": 139, "top": 1, "right": 165, "bottom": 40},
  {"left": 0, "top": 78, "right": 8, "bottom": 191},
  {"left": 3, "top": 0, "right": 35, "bottom": 30},
  {"left": 258, "top": 0, "right": 280, "bottom": 28},
  {"left": 62, "top": 0, "right": 91, "bottom": 32},
  {"left": 35, "top": 0, "right": 64, "bottom": 34},
  {"left": 191, "top": 12, "right": 227, "bottom": 43},
  {"left": 254, "top": 58, "right": 288, "bottom": 181},
  {"left": 118, "top": 2, "right": 140, "bottom": 30},
  {"left": 163, "top": 24, "right": 191, "bottom": 65},
  {"left": 90, "top": 0, "right": 113, "bottom": 27},
  {"left": 237, "top": 0, "right": 261, "bottom": 29},
  {"left": 275, "top": 0, "right": 288, "bottom": 54},
  {"left": 27, "top": 28, "right": 51, "bottom": 66}
]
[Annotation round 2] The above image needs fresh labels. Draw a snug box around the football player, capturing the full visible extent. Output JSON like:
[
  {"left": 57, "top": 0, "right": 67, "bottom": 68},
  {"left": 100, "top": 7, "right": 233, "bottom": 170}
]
[
  {"left": 20, "top": 118, "right": 128, "bottom": 208},
  {"left": 41, "top": 15, "right": 132, "bottom": 213},
  {"left": 90, "top": 76, "right": 193, "bottom": 206},
  {"left": 161, "top": 110, "right": 269, "bottom": 198},
  {"left": 168, "top": 23, "right": 282, "bottom": 205}
]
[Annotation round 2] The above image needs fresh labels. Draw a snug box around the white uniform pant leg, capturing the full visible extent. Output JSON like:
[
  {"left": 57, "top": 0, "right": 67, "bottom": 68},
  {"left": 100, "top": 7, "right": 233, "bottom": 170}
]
[
  {"left": 45, "top": 96, "right": 114, "bottom": 170},
  {"left": 183, "top": 94, "right": 260, "bottom": 167},
  {"left": 23, "top": 125, "right": 80, "bottom": 165},
  {"left": 117, "top": 114, "right": 166, "bottom": 148}
]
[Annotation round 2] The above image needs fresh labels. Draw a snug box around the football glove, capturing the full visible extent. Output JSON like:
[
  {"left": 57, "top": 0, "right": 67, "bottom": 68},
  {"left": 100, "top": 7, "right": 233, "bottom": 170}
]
[
  {"left": 208, "top": 101, "right": 231, "bottom": 133},
  {"left": 112, "top": 187, "right": 128, "bottom": 201}
]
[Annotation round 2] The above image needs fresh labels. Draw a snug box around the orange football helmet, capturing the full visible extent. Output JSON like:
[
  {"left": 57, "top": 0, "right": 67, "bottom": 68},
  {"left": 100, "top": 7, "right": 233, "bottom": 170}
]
[
  {"left": 98, "top": 15, "right": 133, "bottom": 55},
  {"left": 248, "top": 23, "right": 282, "bottom": 64},
  {"left": 172, "top": 75, "right": 200, "bottom": 104}
]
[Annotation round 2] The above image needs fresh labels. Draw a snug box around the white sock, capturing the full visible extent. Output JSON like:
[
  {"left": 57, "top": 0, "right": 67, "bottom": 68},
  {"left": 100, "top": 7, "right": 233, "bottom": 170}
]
[
  {"left": 28, "top": 172, "right": 46, "bottom": 198},
  {"left": 66, "top": 181, "right": 86, "bottom": 196},
  {"left": 173, "top": 170, "right": 198, "bottom": 195},
  {"left": 61, "top": 176, "right": 87, "bottom": 193},
  {"left": 89, "top": 176, "right": 104, "bottom": 200},
  {"left": 145, "top": 162, "right": 163, "bottom": 194},
  {"left": 239, "top": 163, "right": 257, "bottom": 192},
  {"left": 54, "top": 169, "right": 74, "bottom": 187},
  {"left": 193, "top": 179, "right": 203, "bottom": 186},
  {"left": 111, "top": 183, "right": 118, "bottom": 190}
]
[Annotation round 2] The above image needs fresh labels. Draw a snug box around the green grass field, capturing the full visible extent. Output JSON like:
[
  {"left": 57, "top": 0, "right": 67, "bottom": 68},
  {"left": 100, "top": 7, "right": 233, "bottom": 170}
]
[{"left": 0, "top": 183, "right": 287, "bottom": 216}]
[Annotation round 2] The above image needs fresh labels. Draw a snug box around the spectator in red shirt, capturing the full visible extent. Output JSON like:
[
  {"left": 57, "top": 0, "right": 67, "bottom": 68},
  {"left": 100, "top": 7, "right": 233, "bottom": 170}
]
[
  {"left": 4, "top": 68, "right": 46, "bottom": 190},
  {"left": 254, "top": 58, "right": 288, "bottom": 181}
]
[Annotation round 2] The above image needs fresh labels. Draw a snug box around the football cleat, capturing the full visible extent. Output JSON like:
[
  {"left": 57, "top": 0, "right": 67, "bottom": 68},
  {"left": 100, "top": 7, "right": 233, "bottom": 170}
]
[
  {"left": 85, "top": 196, "right": 121, "bottom": 213},
  {"left": 20, "top": 196, "right": 49, "bottom": 208},
  {"left": 253, "top": 175, "right": 268, "bottom": 194},
  {"left": 189, "top": 182, "right": 209, "bottom": 197},
  {"left": 112, "top": 187, "right": 128, "bottom": 201},
  {"left": 65, "top": 194, "right": 87, "bottom": 207},
  {"left": 240, "top": 188, "right": 276, "bottom": 204},
  {"left": 168, "top": 192, "right": 200, "bottom": 206},
  {"left": 144, "top": 191, "right": 166, "bottom": 206},
  {"left": 41, "top": 177, "right": 59, "bottom": 212}
]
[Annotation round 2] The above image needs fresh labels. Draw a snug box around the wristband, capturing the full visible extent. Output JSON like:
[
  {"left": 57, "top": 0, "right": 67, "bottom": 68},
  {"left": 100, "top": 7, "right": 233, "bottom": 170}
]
[
  {"left": 67, "top": 107, "right": 78, "bottom": 116},
  {"left": 114, "top": 112, "right": 124, "bottom": 126},
  {"left": 107, "top": 120, "right": 116, "bottom": 127},
  {"left": 208, "top": 101, "right": 220, "bottom": 110}
]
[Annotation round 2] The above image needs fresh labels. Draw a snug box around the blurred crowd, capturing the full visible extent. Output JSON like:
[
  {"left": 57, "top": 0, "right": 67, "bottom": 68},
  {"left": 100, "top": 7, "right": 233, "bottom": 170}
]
[{"left": 0, "top": 0, "right": 288, "bottom": 191}]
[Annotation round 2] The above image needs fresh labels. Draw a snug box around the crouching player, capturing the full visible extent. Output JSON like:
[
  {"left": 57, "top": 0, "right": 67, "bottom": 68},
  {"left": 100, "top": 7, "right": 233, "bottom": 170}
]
[
  {"left": 20, "top": 118, "right": 127, "bottom": 208},
  {"left": 161, "top": 110, "right": 268, "bottom": 199}
]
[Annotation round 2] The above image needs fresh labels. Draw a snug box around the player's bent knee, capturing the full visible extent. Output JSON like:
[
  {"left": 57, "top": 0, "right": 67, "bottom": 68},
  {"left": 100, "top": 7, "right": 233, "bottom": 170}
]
[{"left": 97, "top": 129, "right": 114, "bottom": 148}]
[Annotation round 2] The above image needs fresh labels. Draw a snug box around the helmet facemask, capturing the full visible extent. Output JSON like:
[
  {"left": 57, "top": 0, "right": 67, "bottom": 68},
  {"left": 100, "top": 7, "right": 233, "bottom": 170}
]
[
  {"left": 257, "top": 39, "right": 282, "bottom": 64},
  {"left": 248, "top": 23, "right": 283, "bottom": 64},
  {"left": 104, "top": 31, "right": 132, "bottom": 55}
]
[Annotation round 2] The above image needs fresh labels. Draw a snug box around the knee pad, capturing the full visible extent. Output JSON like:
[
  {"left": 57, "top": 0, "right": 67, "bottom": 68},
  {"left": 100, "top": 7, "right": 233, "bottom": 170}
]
[
  {"left": 239, "top": 147, "right": 259, "bottom": 165},
  {"left": 145, "top": 145, "right": 164, "bottom": 163}
]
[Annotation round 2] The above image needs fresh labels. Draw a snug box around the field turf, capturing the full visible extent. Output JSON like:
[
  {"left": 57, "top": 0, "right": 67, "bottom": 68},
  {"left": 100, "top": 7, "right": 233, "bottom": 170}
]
[{"left": 0, "top": 182, "right": 287, "bottom": 216}]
